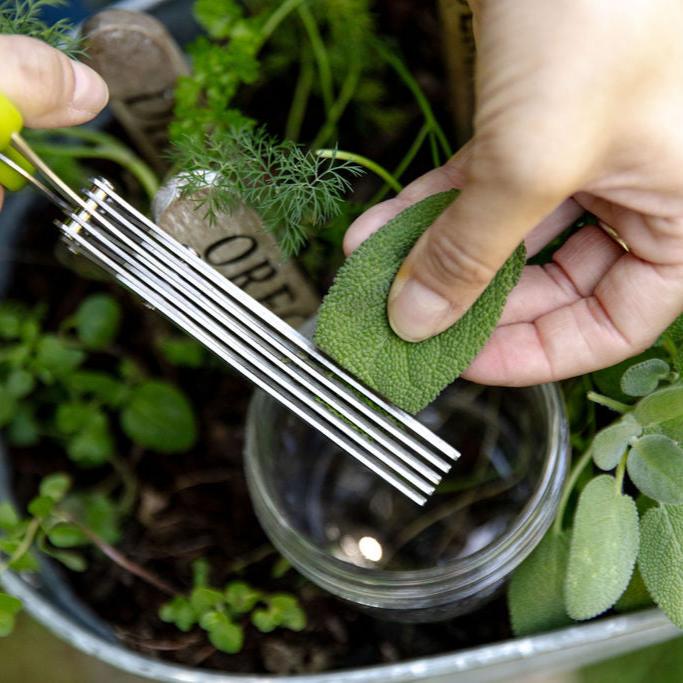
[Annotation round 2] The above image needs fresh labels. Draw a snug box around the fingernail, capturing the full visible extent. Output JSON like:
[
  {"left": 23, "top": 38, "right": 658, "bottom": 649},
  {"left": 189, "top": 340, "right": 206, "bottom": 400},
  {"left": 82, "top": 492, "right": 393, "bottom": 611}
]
[
  {"left": 71, "top": 61, "right": 109, "bottom": 114},
  {"left": 388, "top": 276, "right": 452, "bottom": 342}
]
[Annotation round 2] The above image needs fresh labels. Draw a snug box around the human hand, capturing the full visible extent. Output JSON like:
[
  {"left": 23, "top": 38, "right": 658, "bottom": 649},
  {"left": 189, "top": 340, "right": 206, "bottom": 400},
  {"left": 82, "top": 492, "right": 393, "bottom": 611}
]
[
  {"left": 0, "top": 35, "right": 108, "bottom": 208},
  {"left": 344, "top": 0, "right": 683, "bottom": 386}
]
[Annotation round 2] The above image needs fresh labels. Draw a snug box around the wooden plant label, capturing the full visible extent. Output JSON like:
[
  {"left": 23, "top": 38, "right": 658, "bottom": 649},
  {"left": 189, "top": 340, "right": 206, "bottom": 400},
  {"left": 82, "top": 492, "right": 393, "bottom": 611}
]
[
  {"left": 438, "top": 0, "right": 476, "bottom": 145},
  {"left": 154, "top": 177, "right": 321, "bottom": 328},
  {"left": 82, "top": 10, "right": 189, "bottom": 174}
]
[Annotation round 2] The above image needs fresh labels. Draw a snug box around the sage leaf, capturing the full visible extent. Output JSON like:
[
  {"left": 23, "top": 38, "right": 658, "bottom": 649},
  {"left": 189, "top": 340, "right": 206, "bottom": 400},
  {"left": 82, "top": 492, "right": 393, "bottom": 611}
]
[
  {"left": 315, "top": 191, "right": 526, "bottom": 413},
  {"left": 121, "top": 380, "right": 197, "bottom": 453},
  {"left": 593, "top": 349, "right": 668, "bottom": 405},
  {"left": 592, "top": 414, "right": 641, "bottom": 471},
  {"left": 620, "top": 359, "right": 671, "bottom": 397},
  {"left": 639, "top": 505, "right": 683, "bottom": 628},
  {"left": 627, "top": 434, "right": 683, "bottom": 504},
  {"left": 635, "top": 385, "right": 683, "bottom": 427},
  {"left": 507, "top": 530, "right": 571, "bottom": 636},
  {"left": 74, "top": 294, "right": 121, "bottom": 349},
  {"left": 565, "top": 475, "right": 639, "bottom": 620},
  {"left": 34, "top": 335, "right": 84, "bottom": 377}
]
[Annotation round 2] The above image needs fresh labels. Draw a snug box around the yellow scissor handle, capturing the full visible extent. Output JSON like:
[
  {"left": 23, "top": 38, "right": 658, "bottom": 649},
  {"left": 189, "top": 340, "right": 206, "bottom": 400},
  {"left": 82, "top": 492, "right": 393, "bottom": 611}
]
[{"left": 0, "top": 94, "right": 34, "bottom": 191}]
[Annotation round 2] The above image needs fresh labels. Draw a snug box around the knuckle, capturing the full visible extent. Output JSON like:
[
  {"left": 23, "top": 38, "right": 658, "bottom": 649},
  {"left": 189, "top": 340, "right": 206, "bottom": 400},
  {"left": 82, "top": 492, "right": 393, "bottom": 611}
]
[{"left": 423, "top": 229, "right": 495, "bottom": 290}]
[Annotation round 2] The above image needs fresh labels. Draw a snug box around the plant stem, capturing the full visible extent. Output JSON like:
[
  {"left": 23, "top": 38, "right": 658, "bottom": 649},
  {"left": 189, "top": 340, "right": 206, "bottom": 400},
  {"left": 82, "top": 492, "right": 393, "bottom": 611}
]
[
  {"left": 0, "top": 518, "right": 40, "bottom": 574},
  {"left": 297, "top": 4, "right": 334, "bottom": 116},
  {"left": 64, "top": 516, "right": 177, "bottom": 596},
  {"left": 286, "top": 47, "right": 315, "bottom": 142},
  {"left": 369, "top": 122, "right": 430, "bottom": 205},
  {"left": 586, "top": 391, "right": 630, "bottom": 414},
  {"left": 375, "top": 41, "right": 453, "bottom": 160},
  {"left": 615, "top": 454, "right": 627, "bottom": 493},
  {"left": 316, "top": 149, "right": 402, "bottom": 192},
  {"left": 311, "top": 61, "right": 361, "bottom": 149},
  {"left": 259, "top": 0, "right": 308, "bottom": 46},
  {"left": 30, "top": 140, "right": 159, "bottom": 201},
  {"left": 553, "top": 446, "right": 594, "bottom": 535}
]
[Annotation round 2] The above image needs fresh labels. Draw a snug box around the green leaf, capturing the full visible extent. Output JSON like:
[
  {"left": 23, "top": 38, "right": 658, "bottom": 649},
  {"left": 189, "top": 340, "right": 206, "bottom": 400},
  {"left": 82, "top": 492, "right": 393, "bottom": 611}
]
[
  {"left": 271, "top": 556, "right": 291, "bottom": 579},
  {"left": 189, "top": 586, "right": 224, "bottom": 614},
  {"left": 65, "top": 371, "right": 128, "bottom": 406},
  {"left": 39, "top": 473, "right": 71, "bottom": 501},
  {"left": 27, "top": 495, "right": 54, "bottom": 518},
  {"left": 565, "top": 475, "right": 639, "bottom": 620},
  {"left": 592, "top": 414, "right": 642, "bottom": 471},
  {"left": 627, "top": 434, "right": 683, "bottom": 504},
  {"left": 0, "top": 593, "right": 22, "bottom": 638},
  {"left": 192, "top": 558, "right": 210, "bottom": 587},
  {"left": 48, "top": 549, "right": 87, "bottom": 572},
  {"left": 621, "top": 359, "right": 671, "bottom": 397},
  {"left": 614, "top": 566, "right": 654, "bottom": 613},
  {"left": 5, "top": 368, "right": 35, "bottom": 399},
  {"left": 0, "top": 386, "right": 17, "bottom": 427},
  {"left": 63, "top": 492, "right": 121, "bottom": 545},
  {"left": 159, "top": 596, "right": 196, "bottom": 632},
  {"left": 55, "top": 402, "right": 92, "bottom": 434},
  {"left": 66, "top": 411, "right": 114, "bottom": 467},
  {"left": 157, "top": 337, "right": 206, "bottom": 368},
  {"left": 74, "top": 294, "right": 121, "bottom": 349},
  {"left": 314, "top": 191, "right": 526, "bottom": 413},
  {"left": 251, "top": 607, "right": 277, "bottom": 633},
  {"left": 204, "top": 613, "right": 244, "bottom": 654},
  {"left": 635, "top": 385, "right": 683, "bottom": 427},
  {"left": 8, "top": 403, "right": 40, "bottom": 447},
  {"left": 0, "top": 502, "right": 20, "bottom": 531},
  {"left": 507, "top": 531, "right": 572, "bottom": 636},
  {"left": 224, "top": 581, "right": 261, "bottom": 614},
  {"left": 267, "top": 594, "right": 306, "bottom": 631},
  {"left": 34, "top": 335, "right": 84, "bottom": 377},
  {"left": 47, "top": 522, "right": 86, "bottom": 548},
  {"left": 121, "top": 381, "right": 197, "bottom": 453},
  {"left": 0, "top": 303, "right": 24, "bottom": 339},
  {"left": 639, "top": 505, "right": 683, "bottom": 628}
]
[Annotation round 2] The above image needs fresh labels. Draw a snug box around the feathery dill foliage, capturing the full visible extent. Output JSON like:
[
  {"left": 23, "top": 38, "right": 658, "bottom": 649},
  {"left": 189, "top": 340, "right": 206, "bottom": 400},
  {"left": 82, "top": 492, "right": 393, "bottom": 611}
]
[
  {"left": 175, "top": 127, "right": 362, "bottom": 256},
  {"left": 0, "top": 0, "right": 82, "bottom": 57}
]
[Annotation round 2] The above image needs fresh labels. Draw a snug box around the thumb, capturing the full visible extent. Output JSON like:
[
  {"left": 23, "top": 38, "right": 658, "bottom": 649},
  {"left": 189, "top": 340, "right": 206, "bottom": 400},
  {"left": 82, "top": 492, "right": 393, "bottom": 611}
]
[
  {"left": 387, "top": 162, "right": 570, "bottom": 342},
  {"left": 0, "top": 35, "right": 108, "bottom": 128}
]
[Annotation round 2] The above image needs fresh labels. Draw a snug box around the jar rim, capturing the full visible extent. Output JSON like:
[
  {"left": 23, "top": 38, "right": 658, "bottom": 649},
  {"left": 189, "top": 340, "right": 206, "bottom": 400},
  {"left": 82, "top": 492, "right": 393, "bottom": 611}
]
[{"left": 244, "top": 382, "right": 569, "bottom": 609}]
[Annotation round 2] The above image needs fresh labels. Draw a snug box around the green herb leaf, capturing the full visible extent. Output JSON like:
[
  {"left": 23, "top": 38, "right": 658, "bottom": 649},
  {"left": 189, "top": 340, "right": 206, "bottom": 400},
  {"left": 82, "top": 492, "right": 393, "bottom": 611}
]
[
  {"left": 565, "top": 475, "right": 639, "bottom": 620},
  {"left": 251, "top": 607, "right": 277, "bottom": 633},
  {"left": 27, "top": 495, "right": 54, "bottom": 518},
  {"left": 47, "top": 522, "right": 86, "bottom": 548},
  {"left": 159, "top": 596, "right": 196, "bottom": 632},
  {"left": 0, "top": 502, "right": 20, "bottom": 531},
  {"left": 65, "top": 371, "right": 128, "bottom": 406},
  {"left": 34, "top": 335, "right": 84, "bottom": 378},
  {"left": 66, "top": 411, "right": 114, "bottom": 467},
  {"left": 63, "top": 492, "right": 121, "bottom": 545},
  {"left": 593, "top": 349, "right": 670, "bottom": 404},
  {"left": 507, "top": 531, "right": 572, "bottom": 636},
  {"left": 39, "top": 473, "right": 71, "bottom": 501},
  {"left": 121, "top": 380, "right": 197, "bottom": 453},
  {"left": 621, "top": 359, "right": 671, "bottom": 397},
  {"left": 203, "top": 612, "right": 244, "bottom": 654},
  {"left": 0, "top": 592, "right": 22, "bottom": 637},
  {"left": 315, "top": 191, "right": 526, "bottom": 413},
  {"left": 47, "top": 548, "right": 87, "bottom": 572},
  {"left": 224, "top": 581, "right": 262, "bottom": 614},
  {"left": 592, "top": 414, "right": 642, "bottom": 471},
  {"left": 157, "top": 337, "right": 206, "bottom": 368},
  {"left": 6, "top": 368, "right": 35, "bottom": 399},
  {"left": 639, "top": 504, "right": 683, "bottom": 628},
  {"left": 8, "top": 403, "right": 40, "bottom": 447},
  {"left": 189, "top": 586, "right": 224, "bottom": 614},
  {"left": 627, "top": 434, "right": 683, "bottom": 504},
  {"left": 635, "top": 385, "right": 683, "bottom": 427},
  {"left": 74, "top": 294, "right": 121, "bottom": 349},
  {"left": 267, "top": 594, "right": 306, "bottom": 631}
]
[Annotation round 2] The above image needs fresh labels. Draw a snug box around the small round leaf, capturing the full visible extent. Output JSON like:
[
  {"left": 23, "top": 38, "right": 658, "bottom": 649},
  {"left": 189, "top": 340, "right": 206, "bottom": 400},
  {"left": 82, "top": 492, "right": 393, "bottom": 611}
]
[
  {"left": 592, "top": 415, "right": 642, "bottom": 471},
  {"left": 74, "top": 294, "right": 121, "bottom": 349},
  {"left": 620, "top": 359, "right": 670, "bottom": 397},
  {"left": 121, "top": 381, "right": 197, "bottom": 453},
  {"left": 635, "top": 385, "right": 683, "bottom": 427}
]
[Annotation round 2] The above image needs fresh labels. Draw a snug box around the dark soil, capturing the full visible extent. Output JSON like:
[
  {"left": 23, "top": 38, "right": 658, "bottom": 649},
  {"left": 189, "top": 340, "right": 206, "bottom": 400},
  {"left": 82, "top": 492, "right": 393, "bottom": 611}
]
[{"left": 1, "top": 1, "right": 518, "bottom": 675}]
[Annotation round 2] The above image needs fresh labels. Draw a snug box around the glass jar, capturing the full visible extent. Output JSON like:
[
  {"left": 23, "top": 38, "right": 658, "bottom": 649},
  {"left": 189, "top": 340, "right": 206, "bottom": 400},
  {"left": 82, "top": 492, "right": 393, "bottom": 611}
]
[{"left": 244, "top": 379, "right": 569, "bottom": 622}]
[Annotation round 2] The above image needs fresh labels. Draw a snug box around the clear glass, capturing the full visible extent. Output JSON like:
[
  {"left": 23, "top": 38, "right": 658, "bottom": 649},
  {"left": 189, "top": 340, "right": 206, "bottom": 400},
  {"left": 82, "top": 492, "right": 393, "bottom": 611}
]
[{"left": 245, "top": 379, "right": 568, "bottom": 622}]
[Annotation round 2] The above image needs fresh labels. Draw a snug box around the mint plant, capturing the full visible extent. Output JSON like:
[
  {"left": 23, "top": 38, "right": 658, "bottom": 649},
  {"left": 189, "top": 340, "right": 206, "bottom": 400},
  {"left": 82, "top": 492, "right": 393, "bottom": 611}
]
[
  {"left": 0, "top": 295, "right": 197, "bottom": 463},
  {"left": 0, "top": 472, "right": 122, "bottom": 635},
  {"left": 159, "top": 559, "right": 306, "bottom": 654},
  {"left": 508, "top": 318, "right": 683, "bottom": 635}
]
